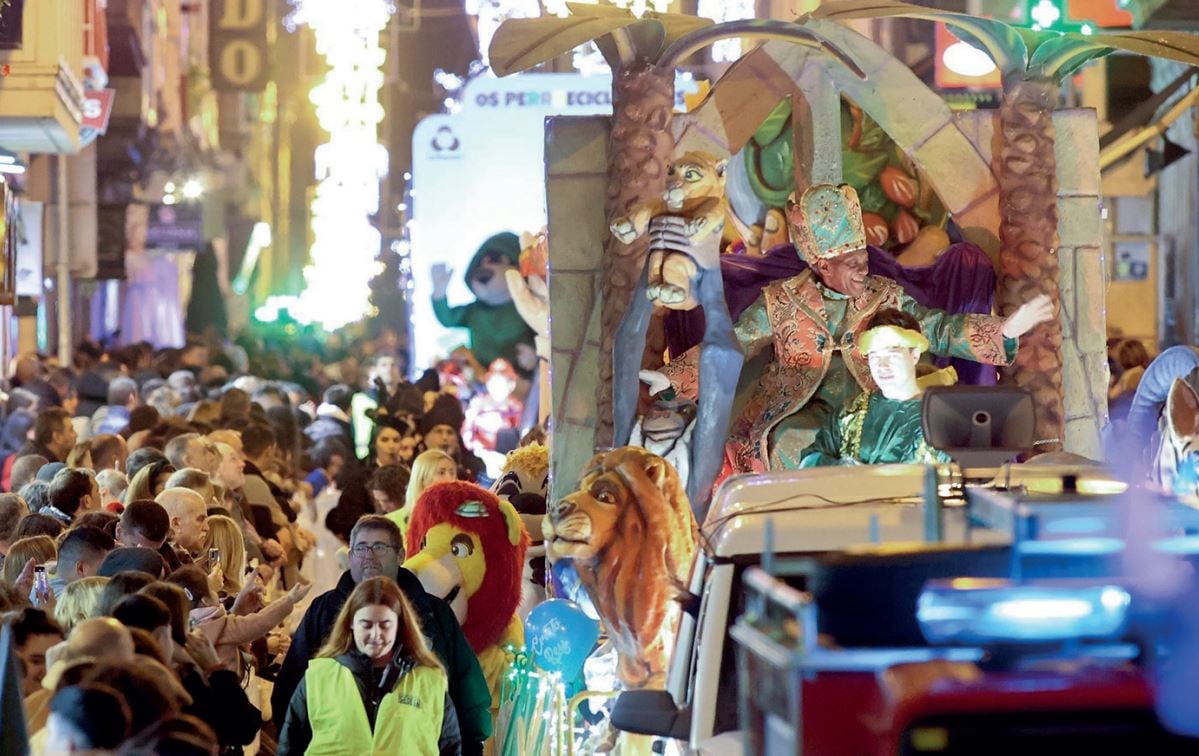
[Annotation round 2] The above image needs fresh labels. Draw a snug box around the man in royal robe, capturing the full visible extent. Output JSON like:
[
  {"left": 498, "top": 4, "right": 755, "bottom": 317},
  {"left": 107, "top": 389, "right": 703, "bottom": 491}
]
[{"left": 663, "top": 183, "right": 1053, "bottom": 477}]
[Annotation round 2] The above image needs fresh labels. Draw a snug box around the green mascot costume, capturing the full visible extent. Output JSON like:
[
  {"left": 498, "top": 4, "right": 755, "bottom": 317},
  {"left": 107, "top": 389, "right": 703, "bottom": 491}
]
[{"left": 432, "top": 232, "right": 536, "bottom": 376}]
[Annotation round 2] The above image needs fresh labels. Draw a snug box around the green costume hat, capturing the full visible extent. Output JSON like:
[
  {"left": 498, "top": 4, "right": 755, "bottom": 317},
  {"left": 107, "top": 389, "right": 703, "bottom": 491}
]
[
  {"left": 789, "top": 184, "right": 867, "bottom": 266},
  {"left": 463, "top": 232, "right": 521, "bottom": 286}
]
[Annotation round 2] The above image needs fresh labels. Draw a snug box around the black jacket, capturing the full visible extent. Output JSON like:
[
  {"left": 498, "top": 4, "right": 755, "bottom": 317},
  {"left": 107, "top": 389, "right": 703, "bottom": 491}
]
[
  {"left": 271, "top": 569, "right": 492, "bottom": 754},
  {"left": 15, "top": 439, "right": 60, "bottom": 464},
  {"left": 277, "top": 650, "right": 461, "bottom": 755},
  {"left": 179, "top": 661, "right": 261, "bottom": 750}
]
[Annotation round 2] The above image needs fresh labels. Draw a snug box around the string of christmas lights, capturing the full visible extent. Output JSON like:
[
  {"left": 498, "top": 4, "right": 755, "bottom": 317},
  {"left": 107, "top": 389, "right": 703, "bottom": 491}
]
[{"left": 291, "top": 0, "right": 391, "bottom": 329}]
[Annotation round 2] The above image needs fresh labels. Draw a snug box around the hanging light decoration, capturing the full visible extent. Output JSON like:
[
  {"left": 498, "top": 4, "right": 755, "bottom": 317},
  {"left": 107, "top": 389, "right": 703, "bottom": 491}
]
[
  {"left": 467, "top": 1, "right": 674, "bottom": 76},
  {"left": 290, "top": 0, "right": 391, "bottom": 330}
]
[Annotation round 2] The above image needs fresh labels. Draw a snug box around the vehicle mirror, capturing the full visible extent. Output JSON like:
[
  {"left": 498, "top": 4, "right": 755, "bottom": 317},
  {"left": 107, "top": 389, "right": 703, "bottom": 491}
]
[{"left": 611, "top": 689, "right": 690, "bottom": 740}]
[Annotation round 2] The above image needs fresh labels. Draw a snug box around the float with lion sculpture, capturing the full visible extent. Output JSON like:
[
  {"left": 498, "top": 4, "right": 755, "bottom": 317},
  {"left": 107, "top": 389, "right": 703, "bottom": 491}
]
[{"left": 428, "top": 1, "right": 1199, "bottom": 754}]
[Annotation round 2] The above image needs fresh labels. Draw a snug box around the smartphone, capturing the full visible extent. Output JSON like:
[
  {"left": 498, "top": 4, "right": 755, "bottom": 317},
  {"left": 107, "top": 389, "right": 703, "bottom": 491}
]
[
  {"left": 33, "top": 565, "right": 48, "bottom": 598},
  {"left": 208, "top": 548, "right": 221, "bottom": 570}
]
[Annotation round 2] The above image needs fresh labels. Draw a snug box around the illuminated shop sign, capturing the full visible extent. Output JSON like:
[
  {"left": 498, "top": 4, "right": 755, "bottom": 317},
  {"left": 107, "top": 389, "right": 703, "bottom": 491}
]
[{"left": 210, "top": 0, "right": 269, "bottom": 91}]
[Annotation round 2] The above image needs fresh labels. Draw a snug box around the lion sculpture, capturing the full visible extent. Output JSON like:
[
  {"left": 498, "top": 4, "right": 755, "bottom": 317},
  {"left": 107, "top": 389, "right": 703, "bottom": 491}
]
[
  {"left": 609, "top": 151, "right": 728, "bottom": 310},
  {"left": 544, "top": 446, "right": 698, "bottom": 689}
]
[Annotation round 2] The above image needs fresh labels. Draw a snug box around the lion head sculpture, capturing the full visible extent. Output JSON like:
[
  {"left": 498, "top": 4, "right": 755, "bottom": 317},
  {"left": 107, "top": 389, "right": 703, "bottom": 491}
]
[{"left": 544, "top": 446, "right": 698, "bottom": 688}]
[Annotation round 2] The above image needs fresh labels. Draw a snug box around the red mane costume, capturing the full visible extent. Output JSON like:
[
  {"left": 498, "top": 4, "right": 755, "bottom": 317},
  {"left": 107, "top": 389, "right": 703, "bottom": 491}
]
[{"left": 405, "top": 481, "right": 529, "bottom": 652}]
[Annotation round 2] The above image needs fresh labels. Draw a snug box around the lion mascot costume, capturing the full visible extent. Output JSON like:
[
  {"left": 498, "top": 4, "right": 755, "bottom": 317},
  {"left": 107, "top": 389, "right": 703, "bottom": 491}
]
[
  {"left": 492, "top": 442, "right": 549, "bottom": 620},
  {"left": 544, "top": 446, "right": 698, "bottom": 689},
  {"left": 404, "top": 481, "right": 530, "bottom": 707}
]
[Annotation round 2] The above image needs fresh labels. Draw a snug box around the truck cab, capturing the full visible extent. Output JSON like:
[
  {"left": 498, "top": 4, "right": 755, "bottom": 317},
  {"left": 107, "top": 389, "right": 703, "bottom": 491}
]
[{"left": 611, "top": 462, "right": 1153, "bottom": 754}]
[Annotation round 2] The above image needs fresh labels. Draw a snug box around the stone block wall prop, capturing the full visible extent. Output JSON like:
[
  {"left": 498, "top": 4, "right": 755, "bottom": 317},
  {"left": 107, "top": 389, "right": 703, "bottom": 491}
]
[
  {"left": 545, "top": 115, "right": 610, "bottom": 503},
  {"left": 948, "top": 108, "right": 1107, "bottom": 459}
]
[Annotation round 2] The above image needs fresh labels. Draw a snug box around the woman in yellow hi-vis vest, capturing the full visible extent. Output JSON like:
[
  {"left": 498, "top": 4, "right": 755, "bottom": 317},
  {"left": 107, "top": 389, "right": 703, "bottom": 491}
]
[{"left": 277, "top": 577, "right": 462, "bottom": 755}]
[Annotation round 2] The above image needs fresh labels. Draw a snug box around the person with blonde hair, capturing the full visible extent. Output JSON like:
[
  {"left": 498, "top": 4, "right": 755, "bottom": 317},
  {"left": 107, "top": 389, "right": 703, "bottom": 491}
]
[
  {"left": 396, "top": 449, "right": 456, "bottom": 535},
  {"left": 2, "top": 534, "right": 56, "bottom": 586},
  {"left": 65, "top": 441, "right": 93, "bottom": 470},
  {"left": 124, "top": 460, "right": 176, "bottom": 507},
  {"left": 277, "top": 576, "right": 460, "bottom": 755},
  {"left": 54, "top": 576, "right": 108, "bottom": 633},
  {"left": 203, "top": 515, "right": 247, "bottom": 597}
]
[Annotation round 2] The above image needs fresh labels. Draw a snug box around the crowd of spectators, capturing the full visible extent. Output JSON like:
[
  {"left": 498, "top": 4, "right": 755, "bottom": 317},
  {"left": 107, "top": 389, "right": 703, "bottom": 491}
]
[{"left": 0, "top": 331, "right": 538, "bottom": 755}]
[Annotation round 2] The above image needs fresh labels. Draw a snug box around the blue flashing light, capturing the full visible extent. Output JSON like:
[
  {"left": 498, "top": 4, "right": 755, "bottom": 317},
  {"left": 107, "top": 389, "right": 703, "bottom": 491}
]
[{"left": 918, "top": 580, "right": 1131, "bottom": 645}]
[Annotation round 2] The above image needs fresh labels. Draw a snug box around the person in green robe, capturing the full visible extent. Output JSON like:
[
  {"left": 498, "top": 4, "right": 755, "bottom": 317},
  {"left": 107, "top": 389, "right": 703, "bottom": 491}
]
[{"left": 800, "top": 309, "right": 952, "bottom": 467}]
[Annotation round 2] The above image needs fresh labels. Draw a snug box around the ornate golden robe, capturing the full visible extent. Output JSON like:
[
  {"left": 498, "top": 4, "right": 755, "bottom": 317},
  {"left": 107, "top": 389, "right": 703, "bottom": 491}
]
[{"left": 665, "top": 271, "right": 1014, "bottom": 475}]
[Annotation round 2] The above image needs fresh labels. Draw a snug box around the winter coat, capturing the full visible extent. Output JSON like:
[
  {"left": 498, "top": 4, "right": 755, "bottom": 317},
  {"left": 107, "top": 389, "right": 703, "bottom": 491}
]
[
  {"left": 277, "top": 650, "right": 460, "bottom": 755},
  {"left": 272, "top": 569, "right": 492, "bottom": 755},
  {"left": 190, "top": 593, "right": 298, "bottom": 673}
]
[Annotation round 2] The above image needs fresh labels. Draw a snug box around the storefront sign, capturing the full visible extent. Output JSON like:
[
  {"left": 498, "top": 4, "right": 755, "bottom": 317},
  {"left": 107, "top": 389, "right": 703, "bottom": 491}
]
[
  {"left": 145, "top": 203, "right": 204, "bottom": 250},
  {"left": 462, "top": 72, "right": 698, "bottom": 113},
  {"left": 82, "top": 89, "right": 116, "bottom": 134},
  {"left": 210, "top": 0, "right": 268, "bottom": 91}
]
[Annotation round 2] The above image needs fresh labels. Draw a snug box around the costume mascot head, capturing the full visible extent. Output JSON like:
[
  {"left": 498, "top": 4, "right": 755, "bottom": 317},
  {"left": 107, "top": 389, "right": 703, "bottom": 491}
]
[
  {"left": 404, "top": 480, "right": 529, "bottom": 704},
  {"left": 493, "top": 442, "right": 549, "bottom": 619}
]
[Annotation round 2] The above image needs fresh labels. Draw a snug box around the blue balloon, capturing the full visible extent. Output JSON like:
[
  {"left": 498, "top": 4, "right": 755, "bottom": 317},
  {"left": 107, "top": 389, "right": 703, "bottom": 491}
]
[{"left": 525, "top": 599, "right": 599, "bottom": 679}]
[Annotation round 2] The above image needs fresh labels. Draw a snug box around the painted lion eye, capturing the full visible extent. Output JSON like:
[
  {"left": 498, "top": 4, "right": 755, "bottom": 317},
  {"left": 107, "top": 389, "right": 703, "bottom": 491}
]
[
  {"left": 596, "top": 491, "right": 615, "bottom": 504},
  {"left": 451, "top": 534, "right": 475, "bottom": 558},
  {"left": 685, "top": 169, "right": 699, "bottom": 181}
]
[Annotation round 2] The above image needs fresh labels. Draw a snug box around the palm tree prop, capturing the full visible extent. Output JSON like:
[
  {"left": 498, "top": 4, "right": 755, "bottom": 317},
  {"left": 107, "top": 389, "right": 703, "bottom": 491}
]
[{"left": 811, "top": 0, "right": 1199, "bottom": 449}]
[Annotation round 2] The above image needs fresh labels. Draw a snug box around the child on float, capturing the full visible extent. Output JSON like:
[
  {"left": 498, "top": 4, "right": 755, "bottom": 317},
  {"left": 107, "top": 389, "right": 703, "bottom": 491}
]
[{"left": 799, "top": 309, "right": 954, "bottom": 467}]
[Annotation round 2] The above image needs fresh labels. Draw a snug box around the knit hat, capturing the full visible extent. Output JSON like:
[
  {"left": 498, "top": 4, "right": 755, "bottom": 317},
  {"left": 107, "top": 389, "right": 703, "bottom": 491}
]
[
  {"left": 787, "top": 184, "right": 867, "bottom": 265},
  {"left": 421, "top": 393, "right": 466, "bottom": 436}
]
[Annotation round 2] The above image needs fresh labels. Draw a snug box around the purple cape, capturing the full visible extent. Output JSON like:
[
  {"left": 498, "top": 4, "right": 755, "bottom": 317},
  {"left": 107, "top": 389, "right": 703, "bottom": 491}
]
[{"left": 664, "top": 243, "right": 1000, "bottom": 385}]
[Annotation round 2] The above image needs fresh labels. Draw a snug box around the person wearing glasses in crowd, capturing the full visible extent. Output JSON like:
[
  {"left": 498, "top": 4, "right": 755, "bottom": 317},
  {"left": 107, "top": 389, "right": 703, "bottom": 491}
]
[{"left": 272, "top": 515, "right": 492, "bottom": 755}]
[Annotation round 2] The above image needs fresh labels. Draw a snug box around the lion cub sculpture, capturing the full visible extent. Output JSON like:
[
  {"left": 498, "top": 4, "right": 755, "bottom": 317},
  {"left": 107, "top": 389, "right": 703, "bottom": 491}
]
[
  {"left": 609, "top": 151, "right": 728, "bottom": 310},
  {"left": 544, "top": 446, "right": 698, "bottom": 690}
]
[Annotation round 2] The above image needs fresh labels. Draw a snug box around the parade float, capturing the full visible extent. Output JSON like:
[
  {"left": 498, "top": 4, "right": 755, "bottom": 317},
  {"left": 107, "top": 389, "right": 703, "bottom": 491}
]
[{"left": 469, "top": 2, "right": 1199, "bottom": 753}]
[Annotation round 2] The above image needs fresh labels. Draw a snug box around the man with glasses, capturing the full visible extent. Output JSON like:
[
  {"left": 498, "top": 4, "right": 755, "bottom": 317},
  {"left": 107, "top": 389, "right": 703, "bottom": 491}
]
[{"left": 272, "top": 515, "right": 492, "bottom": 754}]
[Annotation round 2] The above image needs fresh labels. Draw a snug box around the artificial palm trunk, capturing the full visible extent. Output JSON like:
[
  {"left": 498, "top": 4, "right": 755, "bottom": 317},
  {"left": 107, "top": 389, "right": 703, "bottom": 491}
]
[
  {"left": 597, "top": 62, "right": 676, "bottom": 447},
  {"left": 995, "top": 77, "right": 1065, "bottom": 451}
]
